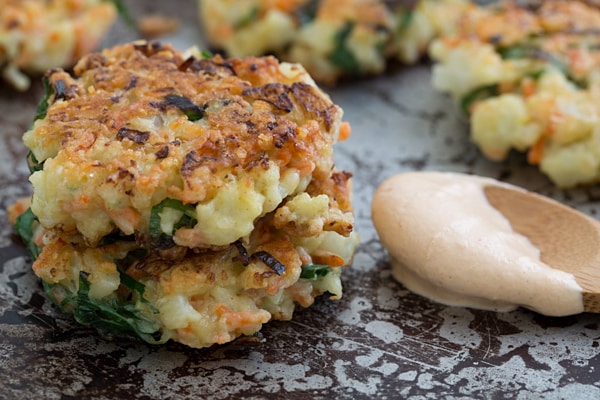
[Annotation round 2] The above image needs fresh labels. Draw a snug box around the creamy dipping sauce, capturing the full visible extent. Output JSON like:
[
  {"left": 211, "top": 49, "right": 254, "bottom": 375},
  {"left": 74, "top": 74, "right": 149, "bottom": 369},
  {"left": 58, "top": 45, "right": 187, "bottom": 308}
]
[{"left": 371, "top": 171, "right": 584, "bottom": 317}]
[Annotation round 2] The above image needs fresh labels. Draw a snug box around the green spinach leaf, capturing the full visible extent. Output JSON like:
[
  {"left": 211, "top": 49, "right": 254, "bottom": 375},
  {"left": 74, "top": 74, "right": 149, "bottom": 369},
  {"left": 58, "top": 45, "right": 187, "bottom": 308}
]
[
  {"left": 460, "top": 84, "right": 499, "bottom": 115},
  {"left": 300, "top": 264, "right": 331, "bottom": 280},
  {"left": 297, "top": 0, "right": 319, "bottom": 25},
  {"left": 102, "top": 0, "right": 135, "bottom": 27},
  {"left": 14, "top": 207, "right": 41, "bottom": 260},
  {"left": 329, "top": 23, "right": 361, "bottom": 74},
  {"left": 33, "top": 76, "right": 52, "bottom": 122},
  {"left": 48, "top": 272, "right": 164, "bottom": 344},
  {"left": 149, "top": 198, "right": 197, "bottom": 238},
  {"left": 26, "top": 150, "right": 44, "bottom": 174}
]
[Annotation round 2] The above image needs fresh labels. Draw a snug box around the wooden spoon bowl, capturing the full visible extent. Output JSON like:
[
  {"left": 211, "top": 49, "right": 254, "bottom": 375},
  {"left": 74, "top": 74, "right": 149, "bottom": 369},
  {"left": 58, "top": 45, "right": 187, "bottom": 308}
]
[{"left": 484, "top": 185, "right": 600, "bottom": 313}]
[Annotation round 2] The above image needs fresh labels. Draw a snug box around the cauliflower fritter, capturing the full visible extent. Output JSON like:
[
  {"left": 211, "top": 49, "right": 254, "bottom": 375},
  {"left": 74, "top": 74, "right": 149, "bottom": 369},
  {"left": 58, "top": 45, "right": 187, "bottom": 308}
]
[
  {"left": 429, "top": 0, "right": 600, "bottom": 187},
  {"left": 0, "top": 0, "right": 117, "bottom": 90},
  {"left": 392, "top": 0, "right": 473, "bottom": 64},
  {"left": 198, "top": 0, "right": 470, "bottom": 85},
  {"left": 16, "top": 41, "right": 359, "bottom": 348}
]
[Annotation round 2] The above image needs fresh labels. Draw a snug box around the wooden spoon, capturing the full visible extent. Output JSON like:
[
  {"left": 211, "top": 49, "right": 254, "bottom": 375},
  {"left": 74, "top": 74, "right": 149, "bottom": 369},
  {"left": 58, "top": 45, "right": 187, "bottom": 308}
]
[{"left": 484, "top": 185, "right": 600, "bottom": 313}]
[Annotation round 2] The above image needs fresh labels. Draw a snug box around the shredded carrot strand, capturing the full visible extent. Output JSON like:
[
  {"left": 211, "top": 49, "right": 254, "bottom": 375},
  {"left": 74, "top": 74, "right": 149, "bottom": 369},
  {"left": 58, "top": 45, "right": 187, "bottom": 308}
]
[
  {"left": 521, "top": 78, "right": 536, "bottom": 97},
  {"left": 528, "top": 136, "right": 545, "bottom": 165}
]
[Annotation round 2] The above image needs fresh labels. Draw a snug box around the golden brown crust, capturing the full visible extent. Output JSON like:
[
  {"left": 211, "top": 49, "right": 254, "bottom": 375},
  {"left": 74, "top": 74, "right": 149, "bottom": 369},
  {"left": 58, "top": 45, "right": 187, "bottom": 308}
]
[
  {"left": 44, "top": 44, "right": 338, "bottom": 183},
  {"left": 26, "top": 42, "right": 345, "bottom": 244}
]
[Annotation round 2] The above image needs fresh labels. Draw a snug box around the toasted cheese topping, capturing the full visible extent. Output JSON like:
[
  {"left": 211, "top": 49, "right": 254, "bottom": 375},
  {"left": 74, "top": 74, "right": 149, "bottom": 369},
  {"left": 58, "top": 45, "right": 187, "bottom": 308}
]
[{"left": 25, "top": 42, "right": 345, "bottom": 247}]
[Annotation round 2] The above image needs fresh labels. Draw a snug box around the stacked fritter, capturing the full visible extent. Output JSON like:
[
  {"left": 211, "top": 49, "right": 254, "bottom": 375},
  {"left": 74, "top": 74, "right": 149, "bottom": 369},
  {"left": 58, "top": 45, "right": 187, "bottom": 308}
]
[
  {"left": 429, "top": 0, "right": 600, "bottom": 188},
  {"left": 0, "top": 0, "right": 118, "bottom": 90},
  {"left": 198, "top": 0, "right": 472, "bottom": 85},
  {"left": 15, "top": 41, "right": 359, "bottom": 348}
]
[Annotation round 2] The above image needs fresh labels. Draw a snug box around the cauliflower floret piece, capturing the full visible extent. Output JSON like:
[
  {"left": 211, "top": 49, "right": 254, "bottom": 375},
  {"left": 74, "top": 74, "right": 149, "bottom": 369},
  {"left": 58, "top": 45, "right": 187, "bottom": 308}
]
[
  {"left": 430, "top": 40, "right": 505, "bottom": 100},
  {"left": 395, "top": 0, "right": 472, "bottom": 64},
  {"left": 274, "top": 192, "right": 330, "bottom": 236},
  {"left": 539, "top": 127, "right": 600, "bottom": 188},
  {"left": 430, "top": 40, "right": 539, "bottom": 101},
  {"left": 536, "top": 68, "right": 578, "bottom": 95},
  {"left": 471, "top": 94, "right": 542, "bottom": 161},
  {"left": 547, "top": 97, "right": 597, "bottom": 146},
  {"left": 529, "top": 70, "right": 597, "bottom": 146},
  {"left": 223, "top": 10, "right": 297, "bottom": 57},
  {"left": 288, "top": 21, "right": 341, "bottom": 85},
  {"left": 178, "top": 163, "right": 296, "bottom": 247},
  {"left": 345, "top": 24, "right": 388, "bottom": 76}
]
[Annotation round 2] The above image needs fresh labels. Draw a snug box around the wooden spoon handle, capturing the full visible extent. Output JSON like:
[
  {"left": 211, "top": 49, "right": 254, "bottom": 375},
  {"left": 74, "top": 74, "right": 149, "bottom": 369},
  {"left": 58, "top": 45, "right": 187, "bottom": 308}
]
[{"left": 583, "top": 294, "right": 600, "bottom": 313}]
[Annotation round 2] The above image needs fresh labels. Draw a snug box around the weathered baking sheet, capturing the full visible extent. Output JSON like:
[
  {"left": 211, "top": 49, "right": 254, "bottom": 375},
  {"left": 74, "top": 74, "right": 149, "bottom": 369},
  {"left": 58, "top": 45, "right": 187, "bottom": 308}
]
[{"left": 2, "top": 2, "right": 600, "bottom": 399}]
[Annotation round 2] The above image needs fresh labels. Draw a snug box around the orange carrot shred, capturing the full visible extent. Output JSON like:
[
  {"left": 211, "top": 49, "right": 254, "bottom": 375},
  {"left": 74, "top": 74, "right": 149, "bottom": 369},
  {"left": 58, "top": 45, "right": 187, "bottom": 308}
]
[
  {"left": 528, "top": 136, "right": 545, "bottom": 165},
  {"left": 338, "top": 121, "right": 351, "bottom": 141}
]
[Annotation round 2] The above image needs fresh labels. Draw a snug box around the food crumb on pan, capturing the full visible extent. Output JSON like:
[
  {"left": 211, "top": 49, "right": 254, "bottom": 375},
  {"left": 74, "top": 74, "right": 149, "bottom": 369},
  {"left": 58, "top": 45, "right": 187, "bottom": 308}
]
[{"left": 138, "top": 14, "right": 180, "bottom": 38}]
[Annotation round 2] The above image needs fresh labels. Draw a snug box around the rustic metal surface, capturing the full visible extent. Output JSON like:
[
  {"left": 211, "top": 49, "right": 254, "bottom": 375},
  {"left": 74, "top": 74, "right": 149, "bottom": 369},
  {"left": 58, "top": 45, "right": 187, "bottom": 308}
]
[{"left": 2, "top": 2, "right": 600, "bottom": 399}]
